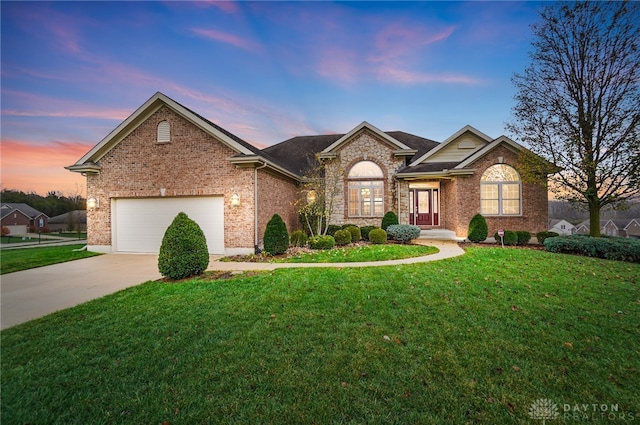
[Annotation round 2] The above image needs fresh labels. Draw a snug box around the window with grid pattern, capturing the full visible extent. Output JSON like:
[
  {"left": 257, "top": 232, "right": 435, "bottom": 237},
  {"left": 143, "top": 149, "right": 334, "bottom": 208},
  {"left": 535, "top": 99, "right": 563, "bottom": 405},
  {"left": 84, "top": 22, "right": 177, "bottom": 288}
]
[{"left": 480, "top": 164, "right": 521, "bottom": 215}]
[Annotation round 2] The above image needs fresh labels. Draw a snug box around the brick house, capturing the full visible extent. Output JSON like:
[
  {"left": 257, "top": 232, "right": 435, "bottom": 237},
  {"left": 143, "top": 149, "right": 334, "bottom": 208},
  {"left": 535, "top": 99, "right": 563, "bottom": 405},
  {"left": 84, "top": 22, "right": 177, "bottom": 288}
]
[
  {"left": 67, "top": 92, "right": 548, "bottom": 254},
  {"left": 1, "top": 203, "right": 49, "bottom": 235}
]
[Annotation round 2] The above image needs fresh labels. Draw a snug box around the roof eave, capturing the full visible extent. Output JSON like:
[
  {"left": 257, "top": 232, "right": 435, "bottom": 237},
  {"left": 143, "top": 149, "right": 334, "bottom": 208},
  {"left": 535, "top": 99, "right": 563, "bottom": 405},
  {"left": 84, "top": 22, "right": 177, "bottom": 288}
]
[
  {"left": 229, "top": 155, "right": 301, "bottom": 181},
  {"left": 396, "top": 168, "right": 475, "bottom": 179},
  {"left": 65, "top": 162, "right": 102, "bottom": 174}
]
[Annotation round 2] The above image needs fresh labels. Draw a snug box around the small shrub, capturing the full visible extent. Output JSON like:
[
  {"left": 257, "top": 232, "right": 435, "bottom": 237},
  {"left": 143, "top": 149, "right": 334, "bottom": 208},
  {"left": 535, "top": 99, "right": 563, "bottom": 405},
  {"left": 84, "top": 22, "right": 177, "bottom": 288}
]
[
  {"left": 381, "top": 211, "right": 399, "bottom": 231},
  {"left": 360, "top": 225, "right": 377, "bottom": 240},
  {"left": 369, "top": 228, "right": 387, "bottom": 244},
  {"left": 341, "top": 223, "right": 357, "bottom": 230},
  {"left": 290, "top": 230, "right": 308, "bottom": 247},
  {"left": 515, "top": 231, "right": 532, "bottom": 245},
  {"left": 494, "top": 230, "right": 518, "bottom": 246},
  {"left": 309, "top": 235, "right": 336, "bottom": 250},
  {"left": 326, "top": 225, "right": 341, "bottom": 236},
  {"left": 387, "top": 224, "right": 421, "bottom": 243},
  {"left": 467, "top": 214, "right": 488, "bottom": 242},
  {"left": 544, "top": 235, "right": 640, "bottom": 263},
  {"left": 536, "top": 231, "right": 559, "bottom": 245},
  {"left": 345, "top": 225, "right": 361, "bottom": 242},
  {"left": 158, "top": 212, "right": 209, "bottom": 280},
  {"left": 1, "top": 226, "right": 10, "bottom": 236},
  {"left": 264, "top": 214, "right": 289, "bottom": 255},
  {"left": 334, "top": 229, "right": 352, "bottom": 245}
]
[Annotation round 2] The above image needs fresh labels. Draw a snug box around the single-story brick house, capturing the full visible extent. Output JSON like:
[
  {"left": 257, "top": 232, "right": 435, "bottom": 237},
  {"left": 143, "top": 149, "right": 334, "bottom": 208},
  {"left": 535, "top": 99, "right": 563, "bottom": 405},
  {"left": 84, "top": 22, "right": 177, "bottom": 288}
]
[
  {"left": 67, "top": 92, "right": 548, "bottom": 254},
  {"left": 48, "top": 210, "right": 87, "bottom": 232},
  {"left": 1, "top": 203, "right": 49, "bottom": 235}
]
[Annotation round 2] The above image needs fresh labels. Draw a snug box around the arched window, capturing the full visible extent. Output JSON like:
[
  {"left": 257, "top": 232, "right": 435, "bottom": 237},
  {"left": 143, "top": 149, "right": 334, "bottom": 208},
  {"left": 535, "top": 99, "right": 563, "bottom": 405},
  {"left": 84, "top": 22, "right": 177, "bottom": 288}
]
[
  {"left": 157, "top": 121, "right": 170, "bottom": 143},
  {"left": 480, "top": 164, "right": 521, "bottom": 215},
  {"left": 347, "top": 161, "right": 384, "bottom": 217}
]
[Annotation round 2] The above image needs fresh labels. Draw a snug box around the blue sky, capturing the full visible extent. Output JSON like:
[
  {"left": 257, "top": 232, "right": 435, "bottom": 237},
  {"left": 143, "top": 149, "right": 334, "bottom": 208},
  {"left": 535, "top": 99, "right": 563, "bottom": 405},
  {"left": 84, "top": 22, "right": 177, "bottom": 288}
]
[{"left": 1, "top": 1, "right": 544, "bottom": 195}]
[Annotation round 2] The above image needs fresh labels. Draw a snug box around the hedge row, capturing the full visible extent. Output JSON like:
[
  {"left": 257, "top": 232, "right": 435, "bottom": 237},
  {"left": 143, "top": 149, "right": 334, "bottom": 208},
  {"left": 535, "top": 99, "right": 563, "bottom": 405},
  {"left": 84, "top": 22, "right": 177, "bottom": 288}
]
[{"left": 544, "top": 235, "right": 640, "bottom": 263}]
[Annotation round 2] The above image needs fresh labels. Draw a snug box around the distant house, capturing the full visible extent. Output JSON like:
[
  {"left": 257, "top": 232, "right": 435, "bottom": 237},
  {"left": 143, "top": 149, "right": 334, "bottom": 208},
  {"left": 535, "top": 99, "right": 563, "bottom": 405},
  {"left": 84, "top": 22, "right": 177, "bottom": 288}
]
[
  {"left": 624, "top": 219, "right": 640, "bottom": 239},
  {"left": 548, "top": 219, "right": 575, "bottom": 236},
  {"left": 603, "top": 219, "right": 629, "bottom": 237},
  {"left": 0, "top": 203, "right": 49, "bottom": 235},
  {"left": 574, "top": 220, "right": 607, "bottom": 235},
  {"left": 48, "top": 210, "right": 87, "bottom": 232}
]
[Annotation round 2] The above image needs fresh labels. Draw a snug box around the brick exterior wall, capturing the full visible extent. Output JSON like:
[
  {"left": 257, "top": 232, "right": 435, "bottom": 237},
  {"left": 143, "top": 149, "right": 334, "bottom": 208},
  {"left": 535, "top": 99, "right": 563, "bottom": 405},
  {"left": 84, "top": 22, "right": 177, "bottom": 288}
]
[
  {"left": 85, "top": 105, "right": 258, "bottom": 251},
  {"left": 256, "top": 168, "right": 300, "bottom": 247},
  {"left": 445, "top": 145, "right": 548, "bottom": 237},
  {"left": 324, "top": 129, "right": 405, "bottom": 227}
]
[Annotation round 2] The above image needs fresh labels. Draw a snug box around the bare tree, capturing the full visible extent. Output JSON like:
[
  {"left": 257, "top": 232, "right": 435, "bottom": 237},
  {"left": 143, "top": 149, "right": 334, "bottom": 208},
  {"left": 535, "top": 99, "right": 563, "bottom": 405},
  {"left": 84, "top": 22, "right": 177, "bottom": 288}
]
[{"left": 508, "top": 1, "right": 640, "bottom": 236}]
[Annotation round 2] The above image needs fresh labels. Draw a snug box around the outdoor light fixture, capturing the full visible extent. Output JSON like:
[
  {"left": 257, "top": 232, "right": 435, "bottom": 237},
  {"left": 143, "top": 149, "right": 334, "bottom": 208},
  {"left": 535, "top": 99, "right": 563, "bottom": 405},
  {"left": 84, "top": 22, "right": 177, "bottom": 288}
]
[
  {"left": 230, "top": 193, "right": 241, "bottom": 207},
  {"left": 307, "top": 190, "right": 317, "bottom": 204},
  {"left": 160, "top": 188, "right": 166, "bottom": 197},
  {"left": 87, "top": 197, "right": 99, "bottom": 210}
]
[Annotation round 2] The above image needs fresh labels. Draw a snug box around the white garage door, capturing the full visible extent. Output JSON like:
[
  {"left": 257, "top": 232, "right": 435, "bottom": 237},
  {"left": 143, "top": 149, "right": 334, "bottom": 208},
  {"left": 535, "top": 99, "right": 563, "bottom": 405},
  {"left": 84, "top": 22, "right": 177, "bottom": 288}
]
[
  {"left": 113, "top": 197, "right": 224, "bottom": 254},
  {"left": 6, "top": 225, "right": 27, "bottom": 235}
]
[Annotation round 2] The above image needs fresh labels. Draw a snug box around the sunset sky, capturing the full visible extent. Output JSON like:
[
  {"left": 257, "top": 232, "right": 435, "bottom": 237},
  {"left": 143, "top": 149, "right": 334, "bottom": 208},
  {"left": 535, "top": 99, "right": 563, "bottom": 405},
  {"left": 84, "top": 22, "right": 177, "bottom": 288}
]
[{"left": 1, "top": 1, "right": 543, "bottom": 196}]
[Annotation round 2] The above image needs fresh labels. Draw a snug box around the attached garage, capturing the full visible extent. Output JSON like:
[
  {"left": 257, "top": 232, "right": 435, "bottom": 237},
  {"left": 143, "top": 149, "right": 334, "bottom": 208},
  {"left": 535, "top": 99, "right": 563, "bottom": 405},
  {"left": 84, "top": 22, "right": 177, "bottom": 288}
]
[{"left": 112, "top": 197, "right": 224, "bottom": 254}]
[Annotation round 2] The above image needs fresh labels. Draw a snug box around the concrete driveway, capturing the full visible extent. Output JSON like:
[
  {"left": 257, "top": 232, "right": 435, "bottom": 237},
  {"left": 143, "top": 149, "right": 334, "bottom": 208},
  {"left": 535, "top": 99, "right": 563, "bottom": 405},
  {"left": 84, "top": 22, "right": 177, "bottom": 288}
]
[
  {"left": 1, "top": 241, "right": 464, "bottom": 330},
  {"left": 1, "top": 254, "right": 162, "bottom": 330}
]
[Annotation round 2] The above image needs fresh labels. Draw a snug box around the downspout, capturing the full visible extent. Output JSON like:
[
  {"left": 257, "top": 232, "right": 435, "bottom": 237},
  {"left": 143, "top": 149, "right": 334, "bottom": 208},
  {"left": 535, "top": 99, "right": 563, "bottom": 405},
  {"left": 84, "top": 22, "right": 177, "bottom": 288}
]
[{"left": 254, "top": 161, "right": 268, "bottom": 253}]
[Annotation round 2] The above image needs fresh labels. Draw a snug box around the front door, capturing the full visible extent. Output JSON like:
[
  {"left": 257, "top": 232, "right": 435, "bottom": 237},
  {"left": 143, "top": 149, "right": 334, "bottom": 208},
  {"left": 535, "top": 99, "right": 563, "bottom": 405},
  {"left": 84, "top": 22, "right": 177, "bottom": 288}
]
[{"left": 410, "top": 189, "right": 439, "bottom": 226}]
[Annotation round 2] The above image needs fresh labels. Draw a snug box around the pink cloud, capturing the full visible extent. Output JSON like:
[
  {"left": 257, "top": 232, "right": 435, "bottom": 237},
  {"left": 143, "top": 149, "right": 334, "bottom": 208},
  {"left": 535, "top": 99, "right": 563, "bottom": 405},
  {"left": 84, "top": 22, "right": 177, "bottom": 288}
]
[
  {"left": 1, "top": 139, "right": 93, "bottom": 195},
  {"left": 191, "top": 28, "right": 260, "bottom": 53},
  {"left": 375, "top": 67, "right": 482, "bottom": 85},
  {"left": 190, "top": 1, "right": 241, "bottom": 14}
]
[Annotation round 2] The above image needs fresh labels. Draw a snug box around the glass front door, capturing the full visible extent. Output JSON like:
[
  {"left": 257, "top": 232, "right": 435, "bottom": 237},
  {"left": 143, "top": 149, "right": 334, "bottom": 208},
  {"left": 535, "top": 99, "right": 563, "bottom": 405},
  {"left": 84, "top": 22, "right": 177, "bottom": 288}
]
[{"left": 410, "top": 189, "right": 439, "bottom": 226}]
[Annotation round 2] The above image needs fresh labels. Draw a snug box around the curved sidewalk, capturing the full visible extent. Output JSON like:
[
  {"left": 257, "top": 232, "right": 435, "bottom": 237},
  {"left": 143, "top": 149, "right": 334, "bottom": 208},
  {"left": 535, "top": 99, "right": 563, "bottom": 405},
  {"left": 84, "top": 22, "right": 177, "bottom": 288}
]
[
  {"left": 1, "top": 241, "right": 464, "bottom": 329},
  {"left": 207, "top": 240, "right": 464, "bottom": 271}
]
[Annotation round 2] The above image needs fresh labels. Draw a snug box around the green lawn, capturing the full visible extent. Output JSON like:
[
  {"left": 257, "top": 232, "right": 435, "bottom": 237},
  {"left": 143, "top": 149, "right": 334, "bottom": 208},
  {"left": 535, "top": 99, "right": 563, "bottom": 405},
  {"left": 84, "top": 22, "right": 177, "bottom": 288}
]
[
  {"left": 0, "top": 244, "right": 100, "bottom": 274},
  {"left": 1, "top": 247, "right": 638, "bottom": 424}
]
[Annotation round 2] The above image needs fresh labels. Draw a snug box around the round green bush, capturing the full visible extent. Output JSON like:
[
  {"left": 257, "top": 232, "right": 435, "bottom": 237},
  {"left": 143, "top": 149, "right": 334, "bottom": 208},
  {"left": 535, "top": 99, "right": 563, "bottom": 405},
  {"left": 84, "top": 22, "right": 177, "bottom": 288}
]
[
  {"left": 381, "top": 211, "right": 399, "bottom": 231},
  {"left": 158, "top": 212, "right": 209, "bottom": 280},
  {"left": 494, "top": 230, "right": 518, "bottom": 246},
  {"left": 345, "top": 225, "right": 361, "bottom": 242},
  {"left": 264, "top": 214, "right": 289, "bottom": 255},
  {"left": 334, "top": 229, "right": 352, "bottom": 245},
  {"left": 536, "top": 231, "right": 559, "bottom": 245},
  {"left": 467, "top": 213, "right": 488, "bottom": 242},
  {"left": 368, "top": 228, "right": 387, "bottom": 244},
  {"left": 290, "top": 230, "right": 308, "bottom": 247},
  {"left": 515, "top": 230, "right": 531, "bottom": 245},
  {"left": 360, "top": 225, "right": 377, "bottom": 240},
  {"left": 309, "top": 235, "right": 335, "bottom": 250},
  {"left": 326, "top": 224, "right": 341, "bottom": 236},
  {"left": 387, "top": 224, "right": 421, "bottom": 243}
]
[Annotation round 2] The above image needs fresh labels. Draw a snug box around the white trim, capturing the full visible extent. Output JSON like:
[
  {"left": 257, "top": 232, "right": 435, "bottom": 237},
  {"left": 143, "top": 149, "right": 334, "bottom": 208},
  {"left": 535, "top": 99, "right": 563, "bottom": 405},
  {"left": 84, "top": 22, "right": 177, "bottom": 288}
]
[
  {"left": 455, "top": 136, "right": 525, "bottom": 169},
  {"left": 409, "top": 125, "right": 492, "bottom": 166},
  {"left": 322, "top": 121, "right": 411, "bottom": 154}
]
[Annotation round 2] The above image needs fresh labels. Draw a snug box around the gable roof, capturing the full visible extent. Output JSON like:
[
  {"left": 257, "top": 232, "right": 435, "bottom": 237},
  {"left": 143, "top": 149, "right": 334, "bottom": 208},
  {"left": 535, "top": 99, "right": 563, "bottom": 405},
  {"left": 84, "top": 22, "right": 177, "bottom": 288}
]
[
  {"left": 409, "top": 125, "right": 492, "bottom": 166},
  {"left": 1, "top": 203, "right": 47, "bottom": 220},
  {"left": 67, "top": 92, "right": 260, "bottom": 173},
  {"left": 320, "top": 121, "right": 413, "bottom": 155},
  {"left": 48, "top": 210, "right": 87, "bottom": 224}
]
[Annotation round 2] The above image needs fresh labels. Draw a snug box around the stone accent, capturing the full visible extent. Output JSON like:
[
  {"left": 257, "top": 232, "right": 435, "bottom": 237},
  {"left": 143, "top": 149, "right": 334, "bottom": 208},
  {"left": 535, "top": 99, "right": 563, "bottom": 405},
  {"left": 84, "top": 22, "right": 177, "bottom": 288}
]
[{"left": 323, "top": 129, "right": 405, "bottom": 227}]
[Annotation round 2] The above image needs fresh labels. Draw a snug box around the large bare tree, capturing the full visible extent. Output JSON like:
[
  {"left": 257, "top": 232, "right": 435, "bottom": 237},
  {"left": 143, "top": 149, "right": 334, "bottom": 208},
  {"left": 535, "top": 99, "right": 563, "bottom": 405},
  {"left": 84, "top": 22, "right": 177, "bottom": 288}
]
[{"left": 508, "top": 1, "right": 640, "bottom": 236}]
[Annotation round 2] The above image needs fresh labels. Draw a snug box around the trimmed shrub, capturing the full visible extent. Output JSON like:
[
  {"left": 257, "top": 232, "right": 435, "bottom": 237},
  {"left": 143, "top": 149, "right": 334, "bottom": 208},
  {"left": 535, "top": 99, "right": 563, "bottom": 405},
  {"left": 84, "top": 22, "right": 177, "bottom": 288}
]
[
  {"left": 387, "top": 224, "right": 421, "bottom": 243},
  {"left": 345, "top": 225, "right": 361, "bottom": 242},
  {"left": 290, "top": 230, "right": 308, "bottom": 247},
  {"left": 326, "top": 224, "right": 341, "bottom": 236},
  {"left": 544, "top": 235, "right": 640, "bottom": 263},
  {"left": 515, "top": 231, "right": 532, "bottom": 245},
  {"left": 334, "top": 229, "right": 352, "bottom": 245},
  {"left": 309, "top": 235, "right": 336, "bottom": 250},
  {"left": 467, "top": 214, "right": 488, "bottom": 242},
  {"left": 1, "top": 226, "right": 10, "bottom": 236},
  {"left": 381, "top": 211, "right": 399, "bottom": 231},
  {"left": 360, "top": 225, "right": 377, "bottom": 240},
  {"left": 341, "top": 223, "right": 357, "bottom": 230},
  {"left": 369, "top": 228, "right": 387, "bottom": 244},
  {"left": 264, "top": 214, "right": 289, "bottom": 255},
  {"left": 494, "top": 230, "right": 518, "bottom": 246},
  {"left": 536, "top": 231, "right": 559, "bottom": 245},
  {"left": 158, "top": 212, "right": 209, "bottom": 280}
]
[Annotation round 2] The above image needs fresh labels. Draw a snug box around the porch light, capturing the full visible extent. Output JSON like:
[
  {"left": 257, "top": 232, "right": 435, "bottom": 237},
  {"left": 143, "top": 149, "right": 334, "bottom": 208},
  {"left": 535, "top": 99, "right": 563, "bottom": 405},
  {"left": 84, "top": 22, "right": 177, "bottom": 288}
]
[
  {"left": 307, "top": 190, "right": 317, "bottom": 204},
  {"left": 87, "top": 197, "right": 99, "bottom": 210},
  {"left": 230, "top": 193, "right": 241, "bottom": 207}
]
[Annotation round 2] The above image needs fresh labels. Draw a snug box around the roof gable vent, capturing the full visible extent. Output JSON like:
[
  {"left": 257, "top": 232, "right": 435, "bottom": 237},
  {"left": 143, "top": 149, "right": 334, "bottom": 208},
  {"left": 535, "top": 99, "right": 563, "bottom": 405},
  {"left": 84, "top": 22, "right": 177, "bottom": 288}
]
[
  {"left": 157, "top": 121, "right": 170, "bottom": 143},
  {"left": 458, "top": 140, "right": 475, "bottom": 149}
]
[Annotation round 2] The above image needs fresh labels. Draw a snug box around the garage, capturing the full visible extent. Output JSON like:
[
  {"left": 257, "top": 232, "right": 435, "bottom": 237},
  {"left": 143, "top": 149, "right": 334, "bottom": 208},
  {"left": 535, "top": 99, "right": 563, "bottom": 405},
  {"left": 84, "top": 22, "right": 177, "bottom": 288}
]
[{"left": 113, "top": 197, "right": 224, "bottom": 254}]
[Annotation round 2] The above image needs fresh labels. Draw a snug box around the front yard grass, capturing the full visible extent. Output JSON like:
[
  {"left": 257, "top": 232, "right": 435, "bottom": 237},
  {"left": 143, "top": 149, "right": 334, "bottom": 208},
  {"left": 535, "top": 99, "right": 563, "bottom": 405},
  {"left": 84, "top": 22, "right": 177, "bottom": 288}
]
[
  {"left": 279, "top": 244, "right": 439, "bottom": 263},
  {"left": 1, "top": 247, "right": 638, "bottom": 424},
  {"left": 0, "top": 244, "right": 100, "bottom": 274}
]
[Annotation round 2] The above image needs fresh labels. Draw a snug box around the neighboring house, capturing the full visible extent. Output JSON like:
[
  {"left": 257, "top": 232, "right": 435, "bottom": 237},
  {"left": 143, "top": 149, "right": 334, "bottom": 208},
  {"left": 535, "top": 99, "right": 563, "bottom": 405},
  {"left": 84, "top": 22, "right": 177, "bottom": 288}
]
[
  {"left": 67, "top": 92, "right": 549, "bottom": 254},
  {"left": 48, "top": 210, "right": 87, "bottom": 232},
  {"left": 574, "top": 220, "right": 609, "bottom": 235},
  {"left": 603, "top": 219, "right": 630, "bottom": 237},
  {"left": 624, "top": 219, "right": 640, "bottom": 239},
  {"left": 0, "top": 203, "right": 49, "bottom": 235},
  {"left": 549, "top": 219, "right": 575, "bottom": 236}
]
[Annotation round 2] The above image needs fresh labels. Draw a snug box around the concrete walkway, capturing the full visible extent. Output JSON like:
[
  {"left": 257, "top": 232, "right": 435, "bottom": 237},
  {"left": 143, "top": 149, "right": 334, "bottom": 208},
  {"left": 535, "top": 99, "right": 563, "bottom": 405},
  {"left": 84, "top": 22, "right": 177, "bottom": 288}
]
[{"left": 1, "top": 241, "right": 464, "bottom": 330}]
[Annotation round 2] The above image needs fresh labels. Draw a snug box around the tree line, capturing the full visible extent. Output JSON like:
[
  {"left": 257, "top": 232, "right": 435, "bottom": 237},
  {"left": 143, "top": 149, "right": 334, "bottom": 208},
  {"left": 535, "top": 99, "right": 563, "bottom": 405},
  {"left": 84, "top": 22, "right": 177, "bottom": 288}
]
[{"left": 1, "top": 189, "right": 85, "bottom": 218}]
